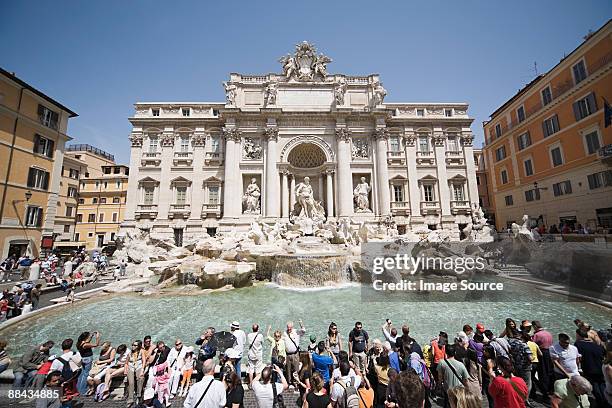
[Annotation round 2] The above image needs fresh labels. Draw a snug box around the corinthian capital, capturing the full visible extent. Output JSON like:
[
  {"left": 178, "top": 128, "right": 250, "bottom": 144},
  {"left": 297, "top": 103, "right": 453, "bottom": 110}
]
[
  {"left": 461, "top": 134, "right": 474, "bottom": 147},
  {"left": 373, "top": 128, "right": 389, "bottom": 140},
  {"left": 192, "top": 133, "right": 207, "bottom": 147},
  {"left": 129, "top": 133, "right": 143, "bottom": 147},
  {"left": 403, "top": 133, "right": 416, "bottom": 147},
  {"left": 431, "top": 132, "right": 446, "bottom": 147},
  {"left": 223, "top": 127, "right": 242, "bottom": 141},
  {"left": 263, "top": 126, "right": 279, "bottom": 141},
  {"left": 161, "top": 133, "right": 175, "bottom": 147},
  {"left": 335, "top": 127, "right": 351, "bottom": 142}
]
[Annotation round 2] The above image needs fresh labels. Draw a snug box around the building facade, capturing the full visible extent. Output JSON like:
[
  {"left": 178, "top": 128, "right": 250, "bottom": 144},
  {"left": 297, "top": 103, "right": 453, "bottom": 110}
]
[
  {"left": 54, "top": 154, "right": 86, "bottom": 243},
  {"left": 123, "top": 43, "right": 479, "bottom": 240},
  {"left": 483, "top": 21, "right": 612, "bottom": 232},
  {"left": 473, "top": 149, "right": 494, "bottom": 225},
  {"left": 0, "top": 68, "right": 77, "bottom": 258},
  {"left": 74, "top": 163, "right": 129, "bottom": 249}
]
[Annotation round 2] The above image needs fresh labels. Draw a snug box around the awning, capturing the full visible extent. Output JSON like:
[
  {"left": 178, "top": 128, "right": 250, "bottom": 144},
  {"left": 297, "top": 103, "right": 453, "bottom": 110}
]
[{"left": 53, "top": 241, "right": 86, "bottom": 247}]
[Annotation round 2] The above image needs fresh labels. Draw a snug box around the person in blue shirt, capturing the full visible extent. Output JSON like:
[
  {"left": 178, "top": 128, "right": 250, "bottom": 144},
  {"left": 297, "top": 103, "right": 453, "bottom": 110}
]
[{"left": 310, "top": 341, "right": 337, "bottom": 387}]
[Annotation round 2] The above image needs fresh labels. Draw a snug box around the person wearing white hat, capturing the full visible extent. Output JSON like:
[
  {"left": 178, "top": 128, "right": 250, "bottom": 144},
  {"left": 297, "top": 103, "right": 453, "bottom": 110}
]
[{"left": 230, "top": 322, "right": 246, "bottom": 379}]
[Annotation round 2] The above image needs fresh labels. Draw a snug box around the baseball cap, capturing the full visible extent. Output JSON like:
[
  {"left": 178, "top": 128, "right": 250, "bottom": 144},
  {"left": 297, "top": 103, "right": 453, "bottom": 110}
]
[
  {"left": 476, "top": 323, "right": 485, "bottom": 332},
  {"left": 310, "top": 334, "right": 317, "bottom": 343}
]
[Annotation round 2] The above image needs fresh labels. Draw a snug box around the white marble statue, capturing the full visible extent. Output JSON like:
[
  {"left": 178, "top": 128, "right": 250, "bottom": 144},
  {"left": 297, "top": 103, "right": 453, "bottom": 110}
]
[
  {"left": 242, "top": 178, "right": 261, "bottom": 214},
  {"left": 264, "top": 82, "right": 278, "bottom": 105},
  {"left": 314, "top": 54, "right": 332, "bottom": 78},
  {"left": 243, "top": 138, "right": 263, "bottom": 160},
  {"left": 353, "top": 177, "right": 372, "bottom": 213},
  {"left": 295, "top": 177, "right": 320, "bottom": 219},
  {"left": 351, "top": 139, "right": 369, "bottom": 159},
  {"left": 372, "top": 80, "right": 387, "bottom": 106},
  {"left": 279, "top": 54, "right": 297, "bottom": 79},
  {"left": 334, "top": 78, "right": 347, "bottom": 105},
  {"left": 223, "top": 82, "right": 237, "bottom": 106}
]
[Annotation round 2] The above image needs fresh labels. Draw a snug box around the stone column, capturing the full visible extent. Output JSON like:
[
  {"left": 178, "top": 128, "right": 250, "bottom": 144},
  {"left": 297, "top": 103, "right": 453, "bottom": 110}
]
[
  {"left": 335, "top": 128, "right": 353, "bottom": 217},
  {"left": 157, "top": 129, "right": 175, "bottom": 220},
  {"left": 462, "top": 133, "right": 479, "bottom": 207},
  {"left": 374, "top": 128, "right": 391, "bottom": 216},
  {"left": 264, "top": 126, "right": 280, "bottom": 218},
  {"left": 433, "top": 132, "right": 451, "bottom": 215},
  {"left": 281, "top": 171, "right": 289, "bottom": 219},
  {"left": 222, "top": 127, "right": 242, "bottom": 218},
  {"left": 290, "top": 175, "right": 296, "bottom": 210},
  {"left": 326, "top": 170, "right": 334, "bottom": 217},
  {"left": 318, "top": 175, "right": 324, "bottom": 204},
  {"left": 124, "top": 131, "right": 143, "bottom": 222},
  {"left": 190, "top": 131, "right": 207, "bottom": 220},
  {"left": 404, "top": 132, "right": 421, "bottom": 217}
]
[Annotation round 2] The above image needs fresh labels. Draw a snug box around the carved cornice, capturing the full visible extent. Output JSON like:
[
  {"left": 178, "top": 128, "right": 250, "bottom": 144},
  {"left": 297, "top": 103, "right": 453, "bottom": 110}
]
[
  {"left": 335, "top": 127, "right": 351, "bottom": 142},
  {"left": 373, "top": 128, "right": 389, "bottom": 140},
  {"left": 461, "top": 134, "right": 474, "bottom": 147},
  {"left": 129, "top": 134, "right": 143, "bottom": 147},
  {"left": 161, "top": 134, "right": 175, "bottom": 147},
  {"left": 263, "top": 126, "right": 279, "bottom": 141},
  {"left": 192, "top": 133, "right": 207, "bottom": 147},
  {"left": 222, "top": 127, "right": 242, "bottom": 142}
]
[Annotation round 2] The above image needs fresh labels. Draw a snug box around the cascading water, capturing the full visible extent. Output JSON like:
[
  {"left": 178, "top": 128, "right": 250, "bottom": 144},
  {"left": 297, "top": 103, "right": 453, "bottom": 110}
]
[{"left": 271, "top": 254, "right": 353, "bottom": 287}]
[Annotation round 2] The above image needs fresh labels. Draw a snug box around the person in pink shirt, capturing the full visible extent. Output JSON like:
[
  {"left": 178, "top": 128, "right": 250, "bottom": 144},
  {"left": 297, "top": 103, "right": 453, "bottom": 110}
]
[{"left": 532, "top": 320, "right": 554, "bottom": 396}]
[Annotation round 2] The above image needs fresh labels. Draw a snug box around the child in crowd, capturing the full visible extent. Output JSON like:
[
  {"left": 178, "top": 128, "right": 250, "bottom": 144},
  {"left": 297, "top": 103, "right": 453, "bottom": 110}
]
[
  {"left": 178, "top": 348, "right": 195, "bottom": 397},
  {"left": 153, "top": 361, "right": 171, "bottom": 406}
]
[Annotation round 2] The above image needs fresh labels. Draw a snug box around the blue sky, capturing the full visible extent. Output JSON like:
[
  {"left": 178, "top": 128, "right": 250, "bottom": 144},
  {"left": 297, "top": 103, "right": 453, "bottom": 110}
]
[{"left": 1, "top": 1, "right": 610, "bottom": 164}]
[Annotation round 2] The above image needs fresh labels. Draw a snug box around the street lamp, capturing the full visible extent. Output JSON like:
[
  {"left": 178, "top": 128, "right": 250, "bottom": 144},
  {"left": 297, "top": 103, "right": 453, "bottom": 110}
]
[{"left": 25, "top": 190, "right": 32, "bottom": 201}]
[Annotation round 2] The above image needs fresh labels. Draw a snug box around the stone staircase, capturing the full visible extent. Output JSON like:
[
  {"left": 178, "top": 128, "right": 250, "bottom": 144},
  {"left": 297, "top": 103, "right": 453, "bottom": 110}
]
[{"left": 497, "top": 264, "right": 531, "bottom": 277}]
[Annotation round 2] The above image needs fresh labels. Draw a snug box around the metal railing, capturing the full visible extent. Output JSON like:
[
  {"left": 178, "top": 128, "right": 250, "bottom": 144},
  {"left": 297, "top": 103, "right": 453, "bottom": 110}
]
[{"left": 67, "top": 144, "right": 115, "bottom": 161}]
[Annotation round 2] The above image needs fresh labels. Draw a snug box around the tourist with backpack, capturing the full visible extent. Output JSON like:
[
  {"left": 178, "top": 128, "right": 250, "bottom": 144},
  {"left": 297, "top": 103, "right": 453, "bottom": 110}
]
[
  {"left": 304, "top": 371, "right": 332, "bottom": 408},
  {"left": 331, "top": 360, "right": 362, "bottom": 408},
  {"left": 437, "top": 345, "right": 468, "bottom": 408},
  {"left": 506, "top": 330, "right": 533, "bottom": 398},
  {"left": 50, "top": 338, "right": 82, "bottom": 401}
]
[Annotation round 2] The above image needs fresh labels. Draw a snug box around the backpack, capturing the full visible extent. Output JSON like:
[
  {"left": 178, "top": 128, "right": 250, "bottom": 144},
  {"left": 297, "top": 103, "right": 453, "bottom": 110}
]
[
  {"left": 420, "top": 361, "right": 432, "bottom": 389},
  {"left": 56, "top": 353, "right": 75, "bottom": 381},
  {"left": 94, "top": 383, "right": 106, "bottom": 402},
  {"left": 507, "top": 338, "right": 531, "bottom": 373},
  {"left": 338, "top": 378, "right": 360, "bottom": 408}
]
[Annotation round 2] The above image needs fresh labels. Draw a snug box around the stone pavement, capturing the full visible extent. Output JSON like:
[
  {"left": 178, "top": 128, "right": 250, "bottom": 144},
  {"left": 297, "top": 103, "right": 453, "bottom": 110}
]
[{"left": 0, "top": 383, "right": 552, "bottom": 408}]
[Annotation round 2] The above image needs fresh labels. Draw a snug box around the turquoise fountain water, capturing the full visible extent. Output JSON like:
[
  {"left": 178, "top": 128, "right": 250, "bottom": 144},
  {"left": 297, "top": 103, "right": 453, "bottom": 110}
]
[{"left": 1, "top": 282, "right": 610, "bottom": 358}]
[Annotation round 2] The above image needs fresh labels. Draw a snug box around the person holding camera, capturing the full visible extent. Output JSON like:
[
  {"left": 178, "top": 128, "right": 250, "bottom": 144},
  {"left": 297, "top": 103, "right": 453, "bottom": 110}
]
[
  {"left": 252, "top": 364, "right": 288, "bottom": 408},
  {"left": 76, "top": 331, "right": 101, "bottom": 395},
  {"left": 194, "top": 328, "right": 217, "bottom": 382}
]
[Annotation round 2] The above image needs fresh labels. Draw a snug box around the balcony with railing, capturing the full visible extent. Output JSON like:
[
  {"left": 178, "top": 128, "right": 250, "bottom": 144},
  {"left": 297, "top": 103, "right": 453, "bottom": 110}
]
[
  {"left": 391, "top": 201, "right": 410, "bottom": 215},
  {"left": 599, "top": 144, "right": 612, "bottom": 166},
  {"left": 135, "top": 204, "right": 158, "bottom": 219},
  {"left": 173, "top": 151, "right": 193, "bottom": 166},
  {"left": 420, "top": 201, "right": 440, "bottom": 215},
  {"left": 204, "top": 151, "right": 224, "bottom": 166},
  {"left": 488, "top": 51, "right": 612, "bottom": 144},
  {"left": 416, "top": 150, "right": 435, "bottom": 165},
  {"left": 141, "top": 152, "right": 162, "bottom": 166},
  {"left": 168, "top": 203, "right": 191, "bottom": 218},
  {"left": 387, "top": 150, "right": 405, "bottom": 165},
  {"left": 445, "top": 150, "right": 464, "bottom": 165},
  {"left": 202, "top": 203, "right": 222, "bottom": 218},
  {"left": 450, "top": 200, "right": 470, "bottom": 214}
]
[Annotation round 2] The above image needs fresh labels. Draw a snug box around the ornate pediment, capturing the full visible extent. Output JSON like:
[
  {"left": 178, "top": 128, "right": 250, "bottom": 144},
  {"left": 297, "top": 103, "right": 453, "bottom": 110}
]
[{"left": 279, "top": 41, "right": 332, "bottom": 82}]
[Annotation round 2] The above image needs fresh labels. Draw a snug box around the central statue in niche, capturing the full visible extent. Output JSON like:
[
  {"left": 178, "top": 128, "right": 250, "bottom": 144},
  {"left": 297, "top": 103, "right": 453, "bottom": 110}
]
[{"left": 292, "top": 177, "right": 326, "bottom": 234}]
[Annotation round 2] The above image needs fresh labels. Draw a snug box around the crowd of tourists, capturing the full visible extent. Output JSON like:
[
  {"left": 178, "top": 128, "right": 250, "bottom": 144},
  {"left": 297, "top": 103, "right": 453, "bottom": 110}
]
[{"left": 3, "top": 317, "right": 612, "bottom": 408}]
